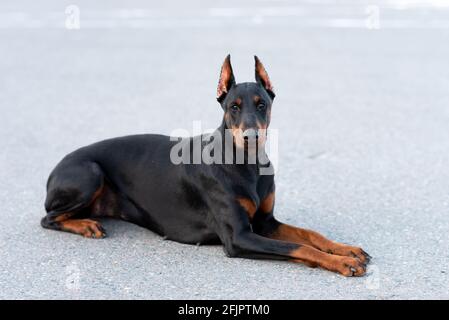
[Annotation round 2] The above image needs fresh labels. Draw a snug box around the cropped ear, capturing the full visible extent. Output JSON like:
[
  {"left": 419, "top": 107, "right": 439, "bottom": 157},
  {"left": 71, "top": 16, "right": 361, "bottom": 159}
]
[
  {"left": 217, "top": 54, "right": 236, "bottom": 102},
  {"left": 254, "top": 55, "right": 275, "bottom": 99}
]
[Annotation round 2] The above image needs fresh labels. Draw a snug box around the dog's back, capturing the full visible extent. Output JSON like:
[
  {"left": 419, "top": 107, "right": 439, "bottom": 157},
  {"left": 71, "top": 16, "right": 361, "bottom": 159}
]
[{"left": 44, "top": 134, "right": 222, "bottom": 243}]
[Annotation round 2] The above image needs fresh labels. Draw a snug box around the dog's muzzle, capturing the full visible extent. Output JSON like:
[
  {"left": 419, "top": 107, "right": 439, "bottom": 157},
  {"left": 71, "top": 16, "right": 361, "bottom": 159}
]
[{"left": 242, "top": 129, "right": 259, "bottom": 141}]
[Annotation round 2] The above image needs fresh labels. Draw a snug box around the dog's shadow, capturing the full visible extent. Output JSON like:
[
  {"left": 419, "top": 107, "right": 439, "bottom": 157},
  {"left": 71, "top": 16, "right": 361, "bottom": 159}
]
[{"left": 98, "top": 218, "right": 159, "bottom": 241}]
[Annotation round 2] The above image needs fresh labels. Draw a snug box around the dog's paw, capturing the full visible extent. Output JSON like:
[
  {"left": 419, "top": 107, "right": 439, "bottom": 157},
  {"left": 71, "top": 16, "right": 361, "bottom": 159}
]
[
  {"left": 329, "top": 244, "right": 371, "bottom": 264},
  {"left": 81, "top": 220, "right": 107, "bottom": 239},
  {"left": 329, "top": 256, "right": 367, "bottom": 277},
  {"left": 60, "top": 219, "right": 107, "bottom": 239}
]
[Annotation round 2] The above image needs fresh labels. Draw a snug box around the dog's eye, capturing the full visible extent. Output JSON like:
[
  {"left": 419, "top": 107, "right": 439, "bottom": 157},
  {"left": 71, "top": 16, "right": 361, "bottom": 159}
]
[
  {"left": 257, "top": 103, "right": 266, "bottom": 112},
  {"left": 230, "top": 105, "right": 240, "bottom": 112}
]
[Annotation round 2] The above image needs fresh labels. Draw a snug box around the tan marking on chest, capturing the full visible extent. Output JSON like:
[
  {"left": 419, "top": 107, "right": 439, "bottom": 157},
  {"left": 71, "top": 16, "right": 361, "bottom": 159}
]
[
  {"left": 236, "top": 197, "right": 257, "bottom": 219},
  {"left": 260, "top": 192, "right": 275, "bottom": 213}
]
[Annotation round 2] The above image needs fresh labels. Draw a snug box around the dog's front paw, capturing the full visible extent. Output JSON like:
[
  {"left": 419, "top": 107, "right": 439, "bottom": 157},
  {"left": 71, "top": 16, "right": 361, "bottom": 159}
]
[
  {"left": 330, "top": 244, "right": 371, "bottom": 264},
  {"left": 328, "top": 256, "right": 367, "bottom": 277}
]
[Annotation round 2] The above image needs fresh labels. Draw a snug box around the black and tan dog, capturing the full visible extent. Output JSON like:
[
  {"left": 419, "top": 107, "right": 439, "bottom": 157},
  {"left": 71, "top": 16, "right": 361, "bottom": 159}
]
[{"left": 42, "top": 55, "right": 370, "bottom": 276}]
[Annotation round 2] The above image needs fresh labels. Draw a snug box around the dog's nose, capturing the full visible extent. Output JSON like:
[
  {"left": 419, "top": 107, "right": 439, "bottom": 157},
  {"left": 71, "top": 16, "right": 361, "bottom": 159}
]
[{"left": 242, "top": 129, "right": 259, "bottom": 140}]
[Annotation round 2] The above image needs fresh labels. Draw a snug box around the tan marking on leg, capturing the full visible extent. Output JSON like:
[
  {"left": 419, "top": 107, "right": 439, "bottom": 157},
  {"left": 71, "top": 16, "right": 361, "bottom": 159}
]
[
  {"left": 290, "top": 246, "right": 366, "bottom": 277},
  {"left": 54, "top": 213, "right": 73, "bottom": 222},
  {"left": 259, "top": 192, "right": 275, "bottom": 213},
  {"left": 326, "top": 243, "right": 371, "bottom": 263},
  {"left": 271, "top": 224, "right": 333, "bottom": 249},
  {"left": 271, "top": 224, "right": 370, "bottom": 263},
  {"left": 236, "top": 197, "right": 257, "bottom": 220},
  {"left": 86, "top": 182, "right": 104, "bottom": 207},
  {"left": 91, "top": 184, "right": 103, "bottom": 201},
  {"left": 59, "top": 219, "right": 105, "bottom": 239}
]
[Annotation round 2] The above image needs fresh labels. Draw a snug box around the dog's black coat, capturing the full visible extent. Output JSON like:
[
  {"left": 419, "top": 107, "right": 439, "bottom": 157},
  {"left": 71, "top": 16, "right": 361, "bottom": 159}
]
[
  {"left": 45, "top": 128, "right": 273, "bottom": 248},
  {"left": 41, "top": 55, "right": 370, "bottom": 276}
]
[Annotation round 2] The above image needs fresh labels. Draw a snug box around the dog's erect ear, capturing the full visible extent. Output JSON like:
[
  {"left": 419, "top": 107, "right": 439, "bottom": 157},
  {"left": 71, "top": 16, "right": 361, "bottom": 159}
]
[
  {"left": 217, "top": 54, "right": 236, "bottom": 102},
  {"left": 254, "top": 56, "right": 275, "bottom": 99}
]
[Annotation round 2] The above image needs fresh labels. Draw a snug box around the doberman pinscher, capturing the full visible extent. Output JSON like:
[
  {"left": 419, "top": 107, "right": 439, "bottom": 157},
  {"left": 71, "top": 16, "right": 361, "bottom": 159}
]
[{"left": 41, "top": 55, "right": 370, "bottom": 276}]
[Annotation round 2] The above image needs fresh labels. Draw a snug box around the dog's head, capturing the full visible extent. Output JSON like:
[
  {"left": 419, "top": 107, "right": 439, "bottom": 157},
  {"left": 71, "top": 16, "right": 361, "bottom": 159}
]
[{"left": 217, "top": 55, "right": 275, "bottom": 150}]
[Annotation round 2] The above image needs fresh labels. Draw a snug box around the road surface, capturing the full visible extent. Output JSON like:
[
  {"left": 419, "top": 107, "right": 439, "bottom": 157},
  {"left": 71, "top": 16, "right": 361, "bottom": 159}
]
[{"left": 1, "top": 0, "right": 449, "bottom": 299}]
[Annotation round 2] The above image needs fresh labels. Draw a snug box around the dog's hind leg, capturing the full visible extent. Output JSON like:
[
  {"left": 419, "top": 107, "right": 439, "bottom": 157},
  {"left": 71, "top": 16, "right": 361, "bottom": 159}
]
[{"left": 41, "top": 159, "right": 107, "bottom": 238}]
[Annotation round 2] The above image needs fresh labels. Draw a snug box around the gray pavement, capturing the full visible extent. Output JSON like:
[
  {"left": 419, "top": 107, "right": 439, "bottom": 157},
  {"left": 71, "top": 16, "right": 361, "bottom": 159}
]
[{"left": 1, "top": 0, "right": 449, "bottom": 299}]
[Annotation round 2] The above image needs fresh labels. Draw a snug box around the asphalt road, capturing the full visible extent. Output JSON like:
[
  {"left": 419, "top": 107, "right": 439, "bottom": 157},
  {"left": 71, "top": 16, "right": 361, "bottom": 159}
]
[{"left": 1, "top": 0, "right": 449, "bottom": 299}]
